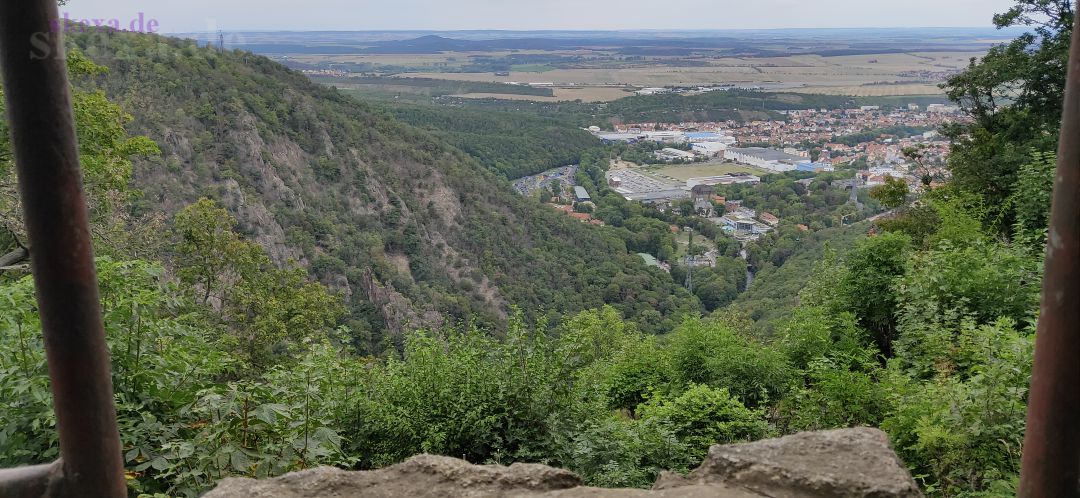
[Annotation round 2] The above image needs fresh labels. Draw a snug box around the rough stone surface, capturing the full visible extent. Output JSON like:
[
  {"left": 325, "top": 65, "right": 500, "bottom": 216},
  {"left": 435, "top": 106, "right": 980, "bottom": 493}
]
[
  {"left": 655, "top": 427, "right": 923, "bottom": 498},
  {"left": 204, "top": 428, "right": 922, "bottom": 498}
]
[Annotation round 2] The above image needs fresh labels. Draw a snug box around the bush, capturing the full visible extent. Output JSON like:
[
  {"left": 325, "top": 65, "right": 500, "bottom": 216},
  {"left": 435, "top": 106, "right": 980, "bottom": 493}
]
[
  {"left": 668, "top": 319, "right": 792, "bottom": 408},
  {"left": 637, "top": 384, "right": 769, "bottom": 462}
]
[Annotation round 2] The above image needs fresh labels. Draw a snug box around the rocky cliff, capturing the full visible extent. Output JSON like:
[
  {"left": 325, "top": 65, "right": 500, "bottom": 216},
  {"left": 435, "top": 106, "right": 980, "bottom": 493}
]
[{"left": 205, "top": 428, "right": 922, "bottom": 498}]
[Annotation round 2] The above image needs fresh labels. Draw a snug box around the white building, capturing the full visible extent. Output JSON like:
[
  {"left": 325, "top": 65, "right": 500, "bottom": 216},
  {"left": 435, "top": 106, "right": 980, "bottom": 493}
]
[
  {"left": 926, "top": 104, "right": 961, "bottom": 114},
  {"left": 655, "top": 147, "right": 696, "bottom": 161},
  {"left": 686, "top": 174, "right": 760, "bottom": 188},
  {"left": 642, "top": 131, "right": 686, "bottom": 143},
  {"left": 691, "top": 142, "right": 727, "bottom": 157},
  {"left": 726, "top": 147, "right": 811, "bottom": 172}
]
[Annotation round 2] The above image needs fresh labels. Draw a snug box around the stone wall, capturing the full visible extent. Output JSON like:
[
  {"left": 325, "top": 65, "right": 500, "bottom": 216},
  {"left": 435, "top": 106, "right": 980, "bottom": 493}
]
[{"left": 205, "top": 427, "right": 923, "bottom": 498}]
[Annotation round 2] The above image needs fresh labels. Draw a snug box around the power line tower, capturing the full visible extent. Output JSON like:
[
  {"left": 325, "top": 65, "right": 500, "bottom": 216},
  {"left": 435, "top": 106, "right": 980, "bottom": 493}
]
[
  {"left": 218, "top": 31, "right": 225, "bottom": 53},
  {"left": 684, "top": 228, "right": 694, "bottom": 293}
]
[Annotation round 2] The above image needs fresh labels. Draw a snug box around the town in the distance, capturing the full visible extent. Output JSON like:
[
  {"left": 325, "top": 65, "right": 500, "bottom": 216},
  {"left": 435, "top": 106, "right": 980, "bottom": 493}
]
[{"left": 514, "top": 101, "right": 962, "bottom": 252}]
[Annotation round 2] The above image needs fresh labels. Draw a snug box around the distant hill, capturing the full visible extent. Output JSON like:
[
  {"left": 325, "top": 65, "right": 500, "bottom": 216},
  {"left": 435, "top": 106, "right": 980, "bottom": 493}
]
[
  {"left": 183, "top": 28, "right": 1022, "bottom": 57},
  {"left": 71, "top": 30, "right": 696, "bottom": 350}
]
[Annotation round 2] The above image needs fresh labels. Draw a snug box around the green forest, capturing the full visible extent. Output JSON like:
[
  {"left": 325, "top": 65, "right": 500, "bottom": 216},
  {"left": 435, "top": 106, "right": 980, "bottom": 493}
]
[
  {"left": 381, "top": 103, "right": 599, "bottom": 179},
  {"left": 0, "top": 1, "right": 1072, "bottom": 497}
]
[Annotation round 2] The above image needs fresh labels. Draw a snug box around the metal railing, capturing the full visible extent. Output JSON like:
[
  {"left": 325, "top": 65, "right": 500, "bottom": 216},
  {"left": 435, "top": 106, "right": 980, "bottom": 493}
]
[
  {"left": 1018, "top": 3, "right": 1080, "bottom": 497},
  {"left": 0, "top": 0, "right": 126, "bottom": 496}
]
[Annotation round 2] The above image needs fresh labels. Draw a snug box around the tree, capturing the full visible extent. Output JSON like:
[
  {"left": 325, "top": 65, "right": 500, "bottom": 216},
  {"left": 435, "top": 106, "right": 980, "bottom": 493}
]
[
  {"left": 668, "top": 318, "right": 792, "bottom": 408},
  {"left": 941, "top": 0, "right": 1073, "bottom": 232},
  {"left": 172, "top": 198, "right": 254, "bottom": 307},
  {"left": 840, "top": 232, "right": 911, "bottom": 358},
  {"left": 636, "top": 384, "right": 769, "bottom": 462},
  {"left": 171, "top": 198, "right": 343, "bottom": 369},
  {"left": 0, "top": 50, "right": 159, "bottom": 268},
  {"left": 869, "top": 176, "right": 909, "bottom": 210}
]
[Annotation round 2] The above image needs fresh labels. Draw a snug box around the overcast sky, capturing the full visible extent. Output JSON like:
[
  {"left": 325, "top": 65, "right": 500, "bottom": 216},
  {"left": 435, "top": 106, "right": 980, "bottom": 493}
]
[{"left": 62, "top": 0, "right": 1016, "bottom": 33}]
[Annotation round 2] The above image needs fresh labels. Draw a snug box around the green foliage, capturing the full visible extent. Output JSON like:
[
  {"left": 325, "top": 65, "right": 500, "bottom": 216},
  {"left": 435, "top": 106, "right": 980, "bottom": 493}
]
[
  {"left": 892, "top": 240, "right": 1040, "bottom": 379},
  {"left": 882, "top": 319, "right": 1032, "bottom": 496},
  {"left": 1, "top": 259, "right": 345, "bottom": 495},
  {"left": 637, "top": 384, "right": 769, "bottom": 462},
  {"left": 942, "top": 0, "right": 1072, "bottom": 235},
  {"left": 832, "top": 125, "right": 932, "bottom": 147},
  {"left": 870, "top": 176, "right": 910, "bottom": 210},
  {"left": 563, "top": 417, "right": 692, "bottom": 489},
  {"left": 729, "top": 223, "right": 868, "bottom": 334},
  {"left": 668, "top": 318, "right": 792, "bottom": 408},
  {"left": 172, "top": 198, "right": 254, "bottom": 306},
  {"left": 593, "top": 90, "right": 845, "bottom": 124},
  {"left": 381, "top": 103, "right": 599, "bottom": 179},
  {"left": 599, "top": 335, "right": 674, "bottom": 412},
  {"left": 171, "top": 198, "right": 345, "bottom": 369},
  {"left": 839, "top": 232, "right": 911, "bottom": 357},
  {"left": 781, "top": 359, "right": 885, "bottom": 432},
  {"left": 1, "top": 49, "right": 160, "bottom": 261},
  {"left": 1007, "top": 151, "right": 1056, "bottom": 246}
]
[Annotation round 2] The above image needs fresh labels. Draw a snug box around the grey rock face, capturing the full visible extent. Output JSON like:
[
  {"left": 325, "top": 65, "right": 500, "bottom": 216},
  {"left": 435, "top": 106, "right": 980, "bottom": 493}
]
[
  {"left": 204, "top": 428, "right": 922, "bottom": 498},
  {"left": 655, "top": 427, "right": 923, "bottom": 497}
]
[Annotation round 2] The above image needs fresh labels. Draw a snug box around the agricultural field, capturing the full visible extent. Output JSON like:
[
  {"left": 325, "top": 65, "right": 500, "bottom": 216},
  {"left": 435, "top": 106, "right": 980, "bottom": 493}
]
[
  {"left": 644, "top": 161, "right": 773, "bottom": 182},
  {"left": 400, "top": 51, "right": 982, "bottom": 96},
  {"left": 453, "top": 86, "right": 635, "bottom": 102},
  {"left": 236, "top": 30, "right": 1001, "bottom": 102},
  {"left": 790, "top": 83, "right": 946, "bottom": 96}
]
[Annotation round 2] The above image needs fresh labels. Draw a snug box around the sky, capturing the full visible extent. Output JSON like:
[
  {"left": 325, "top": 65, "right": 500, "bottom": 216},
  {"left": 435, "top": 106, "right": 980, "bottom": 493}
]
[{"left": 62, "top": 0, "right": 1017, "bottom": 33}]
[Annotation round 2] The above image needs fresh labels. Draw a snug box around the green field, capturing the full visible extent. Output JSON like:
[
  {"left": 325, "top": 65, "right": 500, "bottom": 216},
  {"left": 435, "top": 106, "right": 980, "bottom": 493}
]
[
  {"left": 511, "top": 64, "right": 556, "bottom": 73},
  {"left": 644, "top": 161, "right": 772, "bottom": 181},
  {"left": 673, "top": 230, "right": 717, "bottom": 258}
]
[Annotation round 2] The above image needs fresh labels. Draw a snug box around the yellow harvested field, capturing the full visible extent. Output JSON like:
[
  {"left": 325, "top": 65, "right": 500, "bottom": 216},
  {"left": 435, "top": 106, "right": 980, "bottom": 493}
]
[{"left": 401, "top": 51, "right": 985, "bottom": 88}]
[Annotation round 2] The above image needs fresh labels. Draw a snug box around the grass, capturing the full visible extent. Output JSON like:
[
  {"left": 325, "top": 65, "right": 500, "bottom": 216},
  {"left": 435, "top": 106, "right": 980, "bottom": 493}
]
[
  {"left": 645, "top": 162, "right": 772, "bottom": 181},
  {"left": 511, "top": 64, "right": 556, "bottom": 73},
  {"left": 673, "top": 230, "right": 717, "bottom": 259},
  {"left": 452, "top": 86, "right": 633, "bottom": 102}
]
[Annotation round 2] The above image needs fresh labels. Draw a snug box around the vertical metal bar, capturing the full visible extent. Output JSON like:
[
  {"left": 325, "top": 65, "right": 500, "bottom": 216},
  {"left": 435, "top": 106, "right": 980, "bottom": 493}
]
[
  {"left": 1019, "top": 5, "right": 1080, "bottom": 497},
  {"left": 0, "top": 2, "right": 126, "bottom": 498}
]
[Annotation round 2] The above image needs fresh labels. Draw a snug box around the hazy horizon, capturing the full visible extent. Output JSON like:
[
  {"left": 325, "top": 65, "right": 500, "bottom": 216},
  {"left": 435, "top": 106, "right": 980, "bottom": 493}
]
[{"left": 62, "top": 0, "right": 1015, "bottom": 33}]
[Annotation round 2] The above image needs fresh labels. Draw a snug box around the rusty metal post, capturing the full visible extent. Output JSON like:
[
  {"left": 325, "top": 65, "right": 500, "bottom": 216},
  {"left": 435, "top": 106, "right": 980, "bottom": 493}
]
[
  {"left": 0, "top": 2, "right": 127, "bottom": 498},
  {"left": 1019, "top": 5, "right": 1080, "bottom": 498}
]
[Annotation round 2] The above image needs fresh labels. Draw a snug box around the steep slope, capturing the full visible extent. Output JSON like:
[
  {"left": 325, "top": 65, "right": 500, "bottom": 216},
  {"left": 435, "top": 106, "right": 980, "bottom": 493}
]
[
  {"left": 68, "top": 30, "right": 696, "bottom": 349},
  {"left": 382, "top": 103, "right": 600, "bottom": 179}
]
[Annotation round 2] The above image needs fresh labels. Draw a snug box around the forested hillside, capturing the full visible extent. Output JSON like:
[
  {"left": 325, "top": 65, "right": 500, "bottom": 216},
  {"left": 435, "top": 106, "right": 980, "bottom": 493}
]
[
  {"left": 383, "top": 103, "right": 599, "bottom": 179},
  {"left": 62, "top": 29, "right": 695, "bottom": 350}
]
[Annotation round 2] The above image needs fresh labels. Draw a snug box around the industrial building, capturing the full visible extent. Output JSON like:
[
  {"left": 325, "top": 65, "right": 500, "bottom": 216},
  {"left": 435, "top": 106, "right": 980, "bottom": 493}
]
[
  {"left": 643, "top": 131, "right": 686, "bottom": 143},
  {"left": 796, "top": 162, "right": 835, "bottom": 172},
  {"left": 595, "top": 132, "right": 642, "bottom": 143},
  {"left": 622, "top": 189, "right": 690, "bottom": 204},
  {"left": 686, "top": 173, "right": 761, "bottom": 188},
  {"left": 690, "top": 142, "right": 727, "bottom": 157},
  {"left": 573, "top": 186, "right": 592, "bottom": 202},
  {"left": 684, "top": 132, "right": 735, "bottom": 144},
  {"left": 726, "top": 147, "right": 812, "bottom": 172},
  {"left": 655, "top": 147, "right": 696, "bottom": 161}
]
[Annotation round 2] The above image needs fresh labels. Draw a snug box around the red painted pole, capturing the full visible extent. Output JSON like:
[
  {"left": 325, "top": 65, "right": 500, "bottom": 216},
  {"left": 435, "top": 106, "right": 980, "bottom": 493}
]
[
  {"left": 1018, "top": 4, "right": 1080, "bottom": 497},
  {"left": 0, "top": 2, "right": 127, "bottom": 497}
]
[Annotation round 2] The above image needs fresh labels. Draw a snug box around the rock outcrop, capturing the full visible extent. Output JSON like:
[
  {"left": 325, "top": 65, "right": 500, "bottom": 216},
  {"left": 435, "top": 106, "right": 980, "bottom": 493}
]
[{"left": 205, "top": 428, "right": 922, "bottom": 498}]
